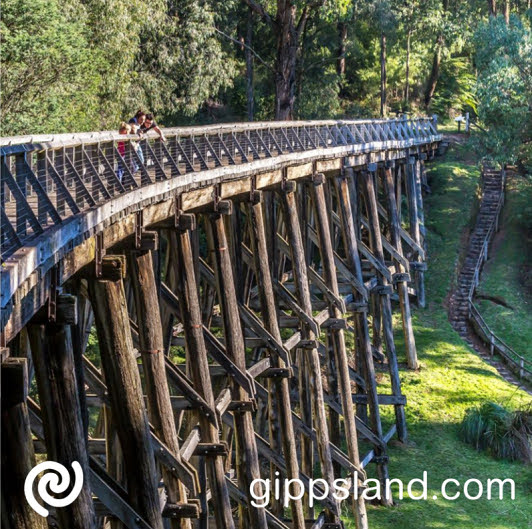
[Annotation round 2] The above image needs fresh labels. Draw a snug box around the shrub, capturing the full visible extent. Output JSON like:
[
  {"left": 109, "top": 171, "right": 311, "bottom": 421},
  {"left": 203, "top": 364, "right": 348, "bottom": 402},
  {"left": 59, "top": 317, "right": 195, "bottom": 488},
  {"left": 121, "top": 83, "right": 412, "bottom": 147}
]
[{"left": 459, "top": 401, "right": 532, "bottom": 463}]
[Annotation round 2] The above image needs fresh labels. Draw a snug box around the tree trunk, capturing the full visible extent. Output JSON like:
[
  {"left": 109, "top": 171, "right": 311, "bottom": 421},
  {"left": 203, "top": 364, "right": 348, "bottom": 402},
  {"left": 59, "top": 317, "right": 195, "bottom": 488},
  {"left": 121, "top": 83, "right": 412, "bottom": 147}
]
[
  {"left": 246, "top": 7, "right": 255, "bottom": 121},
  {"left": 380, "top": 32, "right": 387, "bottom": 117},
  {"left": 275, "top": 3, "right": 299, "bottom": 120},
  {"left": 424, "top": 35, "right": 443, "bottom": 109},
  {"left": 504, "top": 0, "right": 510, "bottom": 22},
  {"left": 488, "top": 0, "right": 497, "bottom": 15},
  {"left": 405, "top": 29, "right": 411, "bottom": 107},
  {"left": 337, "top": 21, "right": 347, "bottom": 77}
]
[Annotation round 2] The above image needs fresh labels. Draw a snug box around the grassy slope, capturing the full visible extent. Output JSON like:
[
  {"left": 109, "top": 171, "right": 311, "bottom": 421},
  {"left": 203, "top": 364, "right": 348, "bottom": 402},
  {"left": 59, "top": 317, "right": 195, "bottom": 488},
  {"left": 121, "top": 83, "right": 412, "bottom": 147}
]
[
  {"left": 476, "top": 174, "right": 532, "bottom": 363},
  {"left": 346, "top": 138, "right": 531, "bottom": 529}
]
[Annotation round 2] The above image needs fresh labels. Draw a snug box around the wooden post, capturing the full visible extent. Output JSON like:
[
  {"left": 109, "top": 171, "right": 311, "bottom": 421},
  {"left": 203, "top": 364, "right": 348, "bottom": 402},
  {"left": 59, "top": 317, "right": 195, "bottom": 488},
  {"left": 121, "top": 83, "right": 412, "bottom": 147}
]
[
  {"left": 279, "top": 186, "right": 339, "bottom": 522},
  {"left": 128, "top": 248, "right": 191, "bottom": 529},
  {"left": 68, "top": 289, "right": 91, "bottom": 442},
  {"left": 415, "top": 159, "right": 426, "bottom": 244},
  {"left": 335, "top": 171, "right": 392, "bottom": 504},
  {"left": 206, "top": 207, "right": 268, "bottom": 529},
  {"left": 357, "top": 173, "right": 383, "bottom": 359},
  {"left": 1, "top": 358, "right": 48, "bottom": 529},
  {"left": 395, "top": 163, "right": 402, "bottom": 221},
  {"left": 360, "top": 170, "right": 407, "bottom": 443},
  {"left": 246, "top": 194, "right": 306, "bottom": 529},
  {"left": 89, "top": 259, "right": 164, "bottom": 529},
  {"left": 406, "top": 157, "right": 425, "bottom": 308},
  {"left": 172, "top": 220, "right": 235, "bottom": 529},
  {"left": 382, "top": 164, "right": 418, "bottom": 370},
  {"left": 28, "top": 302, "right": 96, "bottom": 529},
  {"left": 103, "top": 405, "right": 125, "bottom": 529},
  {"left": 310, "top": 174, "right": 369, "bottom": 528}
]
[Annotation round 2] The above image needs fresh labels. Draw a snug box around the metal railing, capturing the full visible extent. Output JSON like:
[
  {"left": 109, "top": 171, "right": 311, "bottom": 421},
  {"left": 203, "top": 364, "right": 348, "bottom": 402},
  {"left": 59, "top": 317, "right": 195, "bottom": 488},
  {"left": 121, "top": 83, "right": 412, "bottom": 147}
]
[
  {"left": 466, "top": 170, "right": 531, "bottom": 381},
  {"left": 1, "top": 117, "right": 439, "bottom": 262}
]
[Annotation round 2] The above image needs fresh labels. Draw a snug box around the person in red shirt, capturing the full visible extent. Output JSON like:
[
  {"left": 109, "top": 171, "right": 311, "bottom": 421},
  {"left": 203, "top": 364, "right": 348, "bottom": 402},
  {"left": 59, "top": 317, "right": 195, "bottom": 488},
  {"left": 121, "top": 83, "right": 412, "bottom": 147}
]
[{"left": 117, "top": 122, "right": 131, "bottom": 183}]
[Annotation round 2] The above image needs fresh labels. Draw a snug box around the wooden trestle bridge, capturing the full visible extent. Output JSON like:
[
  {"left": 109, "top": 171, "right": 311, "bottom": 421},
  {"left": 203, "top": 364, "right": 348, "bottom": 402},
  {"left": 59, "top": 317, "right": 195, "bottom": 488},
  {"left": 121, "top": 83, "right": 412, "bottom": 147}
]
[{"left": 1, "top": 118, "right": 440, "bottom": 529}]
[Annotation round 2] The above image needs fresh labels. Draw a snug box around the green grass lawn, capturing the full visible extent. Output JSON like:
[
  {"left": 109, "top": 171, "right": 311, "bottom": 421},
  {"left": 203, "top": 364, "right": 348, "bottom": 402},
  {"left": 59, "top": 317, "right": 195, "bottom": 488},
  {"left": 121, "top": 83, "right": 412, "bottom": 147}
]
[
  {"left": 345, "top": 136, "right": 531, "bottom": 529},
  {"left": 476, "top": 174, "right": 532, "bottom": 363}
]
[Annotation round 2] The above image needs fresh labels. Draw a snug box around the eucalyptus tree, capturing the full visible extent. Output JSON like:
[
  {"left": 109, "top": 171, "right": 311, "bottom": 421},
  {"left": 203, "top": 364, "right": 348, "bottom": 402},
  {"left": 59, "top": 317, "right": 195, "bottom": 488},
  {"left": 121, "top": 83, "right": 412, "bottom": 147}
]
[
  {"left": 474, "top": 13, "right": 532, "bottom": 167},
  {"left": 1, "top": 0, "right": 94, "bottom": 134},
  {"left": 242, "top": 0, "right": 328, "bottom": 119},
  {"left": 359, "top": 0, "right": 397, "bottom": 117},
  {"left": 132, "top": 0, "right": 236, "bottom": 123},
  {"left": 395, "top": 0, "right": 435, "bottom": 108}
]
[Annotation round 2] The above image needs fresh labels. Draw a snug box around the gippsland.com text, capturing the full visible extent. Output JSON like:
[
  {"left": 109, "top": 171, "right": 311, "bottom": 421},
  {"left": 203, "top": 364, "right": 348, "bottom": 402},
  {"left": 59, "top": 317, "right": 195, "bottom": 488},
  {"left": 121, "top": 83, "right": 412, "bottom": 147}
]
[{"left": 249, "top": 472, "right": 516, "bottom": 508}]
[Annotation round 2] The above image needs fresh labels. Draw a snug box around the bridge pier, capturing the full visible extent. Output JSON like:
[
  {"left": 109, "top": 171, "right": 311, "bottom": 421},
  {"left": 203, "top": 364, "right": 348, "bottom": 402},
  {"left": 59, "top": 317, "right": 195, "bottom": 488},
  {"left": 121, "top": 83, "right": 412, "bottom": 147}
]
[
  {"left": 382, "top": 163, "right": 418, "bottom": 370},
  {"left": 207, "top": 207, "right": 268, "bottom": 529},
  {"left": 1, "top": 358, "right": 48, "bottom": 529},
  {"left": 335, "top": 170, "right": 392, "bottom": 504},
  {"left": 406, "top": 157, "right": 426, "bottom": 308},
  {"left": 89, "top": 261, "right": 164, "bottom": 529},
  {"left": 27, "top": 302, "right": 95, "bottom": 529},
  {"left": 129, "top": 246, "right": 191, "bottom": 529},
  {"left": 311, "top": 174, "right": 369, "bottom": 526},
  {"left": 280, "top": 185, "right": 340, "bottom": 523},
  {"left": 360, "top": 169, "right": 408, "bottom": 443},
  {"left": 172, "top": 219, "right": 235, "bottom": 529},
  {"left": 246, "top": 193, "right": 306, "bottom": 529}
]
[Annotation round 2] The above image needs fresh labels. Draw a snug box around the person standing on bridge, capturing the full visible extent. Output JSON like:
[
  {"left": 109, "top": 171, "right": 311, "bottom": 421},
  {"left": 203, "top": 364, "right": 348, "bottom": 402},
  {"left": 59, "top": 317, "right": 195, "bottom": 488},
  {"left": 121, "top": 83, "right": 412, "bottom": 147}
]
[
  {"left": 116, "top": 122, "right": 131, "bottom": 183},
  {"left": 139, "top": 113, "right": 166, "bottom": 142},
  {"left": 128, "top": 109, "right": 146, "bottom": 127},
  {"left": 128, "top": 110, "right": 147, "bottom": 170}
]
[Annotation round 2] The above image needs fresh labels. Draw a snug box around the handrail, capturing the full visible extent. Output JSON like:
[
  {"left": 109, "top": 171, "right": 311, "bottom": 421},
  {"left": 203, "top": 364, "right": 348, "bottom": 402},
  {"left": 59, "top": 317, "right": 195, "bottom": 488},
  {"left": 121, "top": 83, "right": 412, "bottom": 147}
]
[
  {"left": 466, "top": 169, "right": 531, "bottom": 380},
  {"left": 0, "top": 117, "right": 440, "bottom": 265},
  {"left": 0, "top": 117, "right": 439, "bottom": 151}
]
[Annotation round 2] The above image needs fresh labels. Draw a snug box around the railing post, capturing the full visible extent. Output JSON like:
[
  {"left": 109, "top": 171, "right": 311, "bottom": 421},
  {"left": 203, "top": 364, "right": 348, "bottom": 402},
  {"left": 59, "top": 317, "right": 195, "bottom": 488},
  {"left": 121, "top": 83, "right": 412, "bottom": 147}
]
[
  {"left": 15, "top": 153, "right": 27, "bottom": 238},
  {"left": 519, "top": 358, "right": 524, "bottom": 379}
]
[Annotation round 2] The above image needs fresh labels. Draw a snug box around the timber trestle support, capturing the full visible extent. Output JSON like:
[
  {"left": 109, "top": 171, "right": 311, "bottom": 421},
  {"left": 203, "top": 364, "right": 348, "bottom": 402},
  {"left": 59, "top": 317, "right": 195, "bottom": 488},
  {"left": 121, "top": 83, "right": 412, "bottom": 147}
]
[{"left": 1, "top": 119, "right": 439, "bottom": 528}]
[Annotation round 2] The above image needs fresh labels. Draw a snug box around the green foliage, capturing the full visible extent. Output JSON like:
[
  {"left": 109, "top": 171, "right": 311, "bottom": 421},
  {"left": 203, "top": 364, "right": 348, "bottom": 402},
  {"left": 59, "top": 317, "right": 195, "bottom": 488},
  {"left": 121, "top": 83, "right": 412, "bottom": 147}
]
[
  {"left": 1, "top": 0, "right": 235, "bottom": 134},
  {"left": 133, "top": 0, "right": 236, "bottom": 123},
  {"left": 1, "top": 0, "right": 95, "bottom": 134},
  {"left": 473, "top": 15, "right": 532, "bottom": 166},
  {"left": 2, "top": 0, "right": 532, "bottom": 175},
  {"left": 79, "top": 0, "right": 157, "bottom": 129},
  {"left": 295, "top": 69, "right": 342, "bottom": 119},
  {"left": 460, "top": 401, "right": 532, "bottom": 463},
  {"left": 431, "top": 56, "right": 478, "bottom": 117}
]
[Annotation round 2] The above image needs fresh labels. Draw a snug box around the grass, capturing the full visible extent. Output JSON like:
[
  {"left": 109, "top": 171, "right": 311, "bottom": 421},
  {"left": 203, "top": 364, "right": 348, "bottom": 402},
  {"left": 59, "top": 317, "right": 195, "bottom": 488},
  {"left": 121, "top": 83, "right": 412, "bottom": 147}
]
[
  {"left": 344, "top": 135, "right": 531, "bottom": 529},
  {"left": 460, "top": 401, "right": 532, "bottom": 463},
  {"left": 476, "top": 174, "right": 532, "bottom": 363}
]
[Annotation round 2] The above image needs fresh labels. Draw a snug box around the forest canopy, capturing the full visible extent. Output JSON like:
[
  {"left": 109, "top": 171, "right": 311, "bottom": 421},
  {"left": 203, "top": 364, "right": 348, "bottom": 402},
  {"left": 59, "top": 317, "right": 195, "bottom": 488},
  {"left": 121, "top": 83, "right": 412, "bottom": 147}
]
[{"left": 1, "top": 0, "right": 531, "bottom": 166}]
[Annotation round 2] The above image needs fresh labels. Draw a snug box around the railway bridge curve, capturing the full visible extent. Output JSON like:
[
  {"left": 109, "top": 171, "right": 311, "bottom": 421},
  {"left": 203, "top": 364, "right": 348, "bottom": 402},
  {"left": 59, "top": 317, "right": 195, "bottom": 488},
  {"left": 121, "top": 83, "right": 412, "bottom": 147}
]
[{"left": 1, "top": 118, "right": 440, "bottom": 529}]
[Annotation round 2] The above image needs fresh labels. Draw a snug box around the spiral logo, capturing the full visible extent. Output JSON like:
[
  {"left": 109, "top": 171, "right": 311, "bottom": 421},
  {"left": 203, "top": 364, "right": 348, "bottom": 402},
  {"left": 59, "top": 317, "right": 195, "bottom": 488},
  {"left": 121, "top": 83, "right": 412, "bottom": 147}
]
[{"left": 24, "top": 461, "right": 84, "bottom": 517}]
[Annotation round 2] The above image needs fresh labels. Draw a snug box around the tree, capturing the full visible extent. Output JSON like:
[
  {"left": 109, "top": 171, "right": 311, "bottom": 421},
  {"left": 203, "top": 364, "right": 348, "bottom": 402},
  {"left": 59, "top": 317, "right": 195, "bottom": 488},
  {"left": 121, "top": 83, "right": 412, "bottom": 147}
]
[
  {"left": 424, "top": 0, "right": 448, "bottom": 109},
  {"left": 1, "top": 0, "right": 94, "bottom": 134},
  {"left": 132, "top": 0, "right": 236, "bottom": 122},
  {"left": 243, "top": 0, "right": 327, "bottom": 119},
  {"left": 360, "top": 1, "right": 396, "bottom": 117},
  {"left": 396, "top": 0, "right": 431, "bottom": 108},
  {"left": 474, "top": 14, "right": 532, "bottom": 167}
]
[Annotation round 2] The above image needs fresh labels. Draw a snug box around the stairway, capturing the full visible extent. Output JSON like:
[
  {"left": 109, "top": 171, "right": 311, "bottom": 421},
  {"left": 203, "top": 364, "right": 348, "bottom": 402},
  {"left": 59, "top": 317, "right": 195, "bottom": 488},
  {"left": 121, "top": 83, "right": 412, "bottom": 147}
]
[
  {"left": 448, "top": 168, "right": 530, "bottom": 388},
  {"left": 450, "top": 168, "right": 504, "bottom": 335}
]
